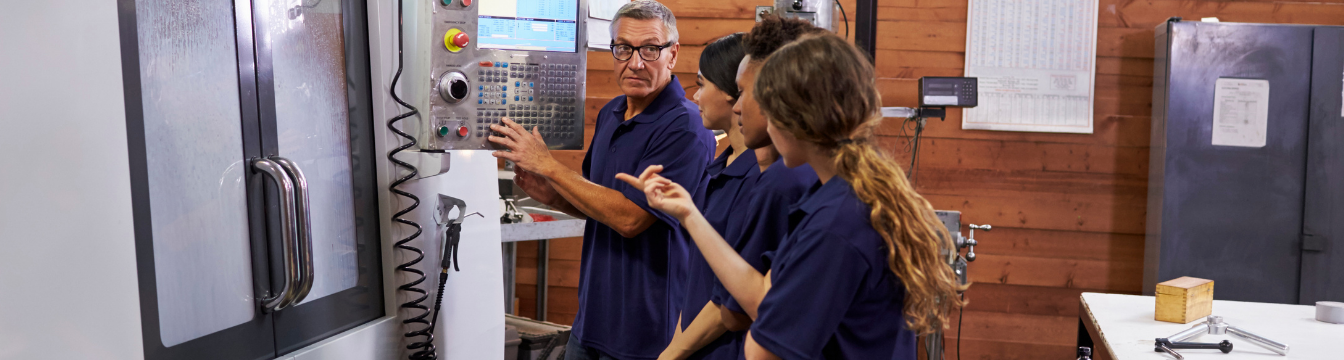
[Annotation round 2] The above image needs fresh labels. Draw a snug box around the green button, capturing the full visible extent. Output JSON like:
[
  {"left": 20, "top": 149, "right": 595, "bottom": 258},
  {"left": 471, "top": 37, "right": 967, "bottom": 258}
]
[
  {"left": 438, "top": 126, "right": 450, "bottom": 137},
  {"left": 442, "top": 0, "right": 452, "bottom": 5}
]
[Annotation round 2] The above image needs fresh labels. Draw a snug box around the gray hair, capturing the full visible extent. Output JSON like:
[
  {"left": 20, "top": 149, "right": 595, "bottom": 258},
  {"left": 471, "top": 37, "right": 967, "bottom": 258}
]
[{"left": 609, "top": 0, "right": 679, "bottom": 44}]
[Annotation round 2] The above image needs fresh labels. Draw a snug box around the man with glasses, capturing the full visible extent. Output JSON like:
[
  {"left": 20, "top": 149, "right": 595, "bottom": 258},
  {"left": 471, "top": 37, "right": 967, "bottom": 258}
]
[{"left": 488, "top": 1, "right": 715, "bottom": 359}]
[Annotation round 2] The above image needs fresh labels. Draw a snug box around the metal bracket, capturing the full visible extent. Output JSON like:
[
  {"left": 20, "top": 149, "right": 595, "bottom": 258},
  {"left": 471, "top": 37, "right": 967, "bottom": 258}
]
[{"left": 754, "top": 6, "right": 775, "bottom": 22}]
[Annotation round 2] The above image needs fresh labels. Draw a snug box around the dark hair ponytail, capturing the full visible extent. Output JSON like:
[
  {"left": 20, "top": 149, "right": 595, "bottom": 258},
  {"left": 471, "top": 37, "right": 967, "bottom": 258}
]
[
  {"left": 699, "top": 33, "right": 746, "bottom": 100},
  {"left": 754, "top": 34, "right": 966, "bottom": 335}
]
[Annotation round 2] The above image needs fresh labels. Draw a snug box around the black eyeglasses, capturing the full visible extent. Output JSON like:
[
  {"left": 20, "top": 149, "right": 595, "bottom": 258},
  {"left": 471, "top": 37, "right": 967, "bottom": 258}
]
[{"left": 610, "top": 42, "right": 672, "bottom": 62}]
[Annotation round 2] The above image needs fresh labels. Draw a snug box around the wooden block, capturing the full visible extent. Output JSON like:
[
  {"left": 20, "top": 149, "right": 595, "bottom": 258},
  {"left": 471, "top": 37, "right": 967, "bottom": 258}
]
[{"left": 1155, "top": 277, "right": 1214, "bottom": 323}]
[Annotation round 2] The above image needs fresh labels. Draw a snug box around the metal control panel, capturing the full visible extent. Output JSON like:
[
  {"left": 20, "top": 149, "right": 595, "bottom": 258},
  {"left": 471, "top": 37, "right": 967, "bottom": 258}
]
[{"left": 426, "top": 0, "right": 588, "bottom": 151}]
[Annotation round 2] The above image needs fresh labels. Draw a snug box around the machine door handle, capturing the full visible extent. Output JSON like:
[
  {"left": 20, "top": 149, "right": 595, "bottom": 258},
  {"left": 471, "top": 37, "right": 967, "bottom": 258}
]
[
  {"left": 272, "top": 156, "right": 315, "bottom": 305},
  {"left": 253, "top": 158, "right": 302, "bottom": 311}
]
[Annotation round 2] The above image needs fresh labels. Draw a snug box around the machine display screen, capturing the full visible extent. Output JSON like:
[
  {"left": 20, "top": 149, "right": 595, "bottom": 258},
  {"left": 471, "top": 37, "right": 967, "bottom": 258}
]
[{"left": 478, "top": 0, "right": 578, "bottom": 53}]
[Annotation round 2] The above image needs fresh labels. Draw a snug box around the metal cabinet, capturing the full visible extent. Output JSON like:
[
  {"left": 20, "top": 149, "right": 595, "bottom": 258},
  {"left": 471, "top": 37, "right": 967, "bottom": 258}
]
[
  {"left": 118, "top": 0, "right": 382, "bottom": 358},
  {"left": 1146, "top": 20, "right": 1344, "bottom": 305}
]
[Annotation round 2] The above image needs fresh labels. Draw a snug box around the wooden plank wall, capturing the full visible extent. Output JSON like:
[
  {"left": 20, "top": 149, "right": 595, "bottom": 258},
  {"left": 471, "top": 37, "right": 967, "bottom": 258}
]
[{"left": 512, "top": 0, "right": 1344, "bottom": 358}]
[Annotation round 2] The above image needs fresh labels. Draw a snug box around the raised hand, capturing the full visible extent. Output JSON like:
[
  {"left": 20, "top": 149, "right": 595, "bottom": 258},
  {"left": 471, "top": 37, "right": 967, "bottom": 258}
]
[
  {"left": 489, "top": 118, "right": 560, "bottom": 177},
  {"left": 616, "top": 165, "right": 698, "bottom": 221}
]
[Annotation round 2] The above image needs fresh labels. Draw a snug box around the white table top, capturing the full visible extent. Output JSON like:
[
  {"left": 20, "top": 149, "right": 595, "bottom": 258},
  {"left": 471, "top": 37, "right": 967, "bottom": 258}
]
[
  {"left": 1081, "top": 293, "right": 1343, "bottom": 359},
  {"left": 500, "top": 219, "right": 585, "bottom": 242}
]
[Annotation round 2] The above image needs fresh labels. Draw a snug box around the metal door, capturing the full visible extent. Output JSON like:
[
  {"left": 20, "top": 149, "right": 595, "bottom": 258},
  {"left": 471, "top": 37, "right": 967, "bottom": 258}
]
[
  {"left": 1302, "top": 27, "right": 1344, "bottom": 305},
  {"left": 250, "top": 0, "right": 384, "bottom": 352},
  {"left": 120, "top": 0, "right": 381, "bottom": 357},
  {"left": 1147, "top": 22, "right": 1313, "bottom": 304}
]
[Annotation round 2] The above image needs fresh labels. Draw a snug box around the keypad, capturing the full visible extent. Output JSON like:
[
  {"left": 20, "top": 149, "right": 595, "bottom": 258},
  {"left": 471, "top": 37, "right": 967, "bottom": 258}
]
[
  {"left": 470, "top": 62, "right": 581, "bottom": 140},
  {"left": 476, "top": 62, "right": 580, "bottom": 106},
  {"left": 473, "top": 104, "right": 580, "bottom": 139}
]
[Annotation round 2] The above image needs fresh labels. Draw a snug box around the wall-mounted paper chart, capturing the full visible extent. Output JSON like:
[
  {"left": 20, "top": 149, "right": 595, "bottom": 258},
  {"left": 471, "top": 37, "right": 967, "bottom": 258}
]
[{"left": 962, "top": 0, "right": 1099, "bottom": 133}]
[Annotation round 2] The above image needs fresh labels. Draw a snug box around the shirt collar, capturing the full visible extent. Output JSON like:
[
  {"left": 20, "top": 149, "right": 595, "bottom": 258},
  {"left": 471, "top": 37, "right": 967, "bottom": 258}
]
[
  {"left": 609, "top": 75, "right": 686, "bottom": 124},
  {"left": 789, "top": 175, "right": 851, "bottom": 216},
  {"left": 719, "top": 147, "right": 758, "bottom": 177}
]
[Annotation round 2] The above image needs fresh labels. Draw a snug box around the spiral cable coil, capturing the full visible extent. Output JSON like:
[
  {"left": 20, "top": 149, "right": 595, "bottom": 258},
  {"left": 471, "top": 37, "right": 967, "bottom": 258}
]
[{"left": 387, "top": 0, "right": 436, "bottom": 358}]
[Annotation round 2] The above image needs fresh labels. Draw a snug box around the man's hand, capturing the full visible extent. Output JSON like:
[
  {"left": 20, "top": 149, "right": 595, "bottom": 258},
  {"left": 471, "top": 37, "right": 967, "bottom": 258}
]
[
  {"left": 616, "top": 165, "right": 697, "bottom": 221},
  {"left": 515, "top": 168, "right": 560, "bottom": 206},
  {"left": 489, "top": 118, "right": 560, "bottom": 177}
]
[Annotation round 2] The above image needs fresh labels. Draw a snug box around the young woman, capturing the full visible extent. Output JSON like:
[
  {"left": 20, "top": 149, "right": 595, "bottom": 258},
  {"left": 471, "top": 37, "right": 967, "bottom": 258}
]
[
  {"left": 620, "top": 34, "right": 965, "bottom": 359},
  {"left": 663, "top": 33, "right": 757, "bottom": 360}
]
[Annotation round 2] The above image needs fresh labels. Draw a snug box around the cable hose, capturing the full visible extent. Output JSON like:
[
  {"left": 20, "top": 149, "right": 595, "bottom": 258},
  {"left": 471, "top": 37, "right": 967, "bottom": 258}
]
[
  {"left": 835, "top": 0, "right": 849, "bottom": 40},
  {"left": 429, "top": 270, "right": 449, "bottom": 338},
  {"left": 387, "top": 0, "right": 436, "bottom": 358}
]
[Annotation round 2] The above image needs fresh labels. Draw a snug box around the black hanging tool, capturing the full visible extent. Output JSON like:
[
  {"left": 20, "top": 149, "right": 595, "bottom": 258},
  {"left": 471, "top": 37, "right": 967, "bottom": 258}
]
[{"left": 426, "top": 194, "right": 483, "bottom": 344}]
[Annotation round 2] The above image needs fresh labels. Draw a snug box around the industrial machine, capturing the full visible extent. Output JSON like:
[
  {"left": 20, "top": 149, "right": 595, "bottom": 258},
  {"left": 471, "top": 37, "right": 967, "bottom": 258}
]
[
  {"left": 420, "top": 0, "right": 588, "bottom": 151},
  {"left": 384, "top": 0, "right": 591, "bottom": 359},
  {"left": 0, "top": 0, "right": 946, "bottom": 359},
  {"left": 929, "top": 210, "right": 991, "bottom": 360}
]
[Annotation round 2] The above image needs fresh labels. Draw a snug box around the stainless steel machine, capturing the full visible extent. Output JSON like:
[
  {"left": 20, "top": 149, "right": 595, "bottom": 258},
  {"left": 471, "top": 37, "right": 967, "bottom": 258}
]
[{"left": 422, "top": 0, "right": 588, "bottom": 151}]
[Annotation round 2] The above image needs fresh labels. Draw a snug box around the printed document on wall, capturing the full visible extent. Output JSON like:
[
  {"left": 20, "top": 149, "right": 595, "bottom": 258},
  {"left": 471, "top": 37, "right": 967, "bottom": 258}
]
[
  {"left": 1211, "top": 78, "right": 1269, "bottom": 148},
  {"left": 962, "top": 0, "right": 1099, "bottom": 133}
]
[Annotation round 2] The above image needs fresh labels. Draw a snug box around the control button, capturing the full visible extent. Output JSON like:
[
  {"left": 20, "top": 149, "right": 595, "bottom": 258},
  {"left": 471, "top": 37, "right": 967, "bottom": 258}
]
[
  {"left": 515, "top": 96, "right": 519, "bottom": 101},
  {"left": 529, "top": 96, "right": 534, "bottom": 101},
  {"left": 516, "top": 81, "right": 521, "bottom": 87},
  {"left": 479, "top": 61, "right": 493, "bottom": 67},
  {"left": 438, "top": 126, "right": 451, "bottom": 137},
  {"left": 458, "top": 126, "right": 469, "bottom": 138},
  {"left": 443, "top": 28, "right": 467, "bottom": 53},
  {"left": 441, "top": 0, "right": 451, "bottom": 5},
  {"left": 462, "top": 0, "right": 473, "bottom": 6},
  {"left": 502, "top": 85, "right": 507, "bottom": 91},
  {"left": 438, "top": 71, "right": 470, "bottom": 103},
  {"left": 502, "top": 99, "right": 507, "bottom": 105},
  {"left": 452, "top": 32, "right": 469, "bottom": 48},
  {"left": 530, "top": 82, "right": 535, "bottom": 88},
  {"left": 503, "top": 63, "right": 509, "bottom": 68}
]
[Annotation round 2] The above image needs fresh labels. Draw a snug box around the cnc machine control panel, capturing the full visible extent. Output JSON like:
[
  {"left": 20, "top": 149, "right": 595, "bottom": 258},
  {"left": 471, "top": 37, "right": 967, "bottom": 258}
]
[{"left": 427, "top": 0, "right": 588, "bottom": 151}]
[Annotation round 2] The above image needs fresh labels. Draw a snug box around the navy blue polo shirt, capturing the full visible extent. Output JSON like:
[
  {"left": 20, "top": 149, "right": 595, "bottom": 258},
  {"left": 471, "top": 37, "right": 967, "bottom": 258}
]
[
  {"left": 750, "top": 177, "right": 917, "bottom": 360},
  {"left": 710, "top": 159, "right": 815, "bottom": 314},
  {"left": 575, "top": 76, "right": 717, "bottom": 360},
  {"left": 680, "top": 147, "right": 760, "bottom": 360}
]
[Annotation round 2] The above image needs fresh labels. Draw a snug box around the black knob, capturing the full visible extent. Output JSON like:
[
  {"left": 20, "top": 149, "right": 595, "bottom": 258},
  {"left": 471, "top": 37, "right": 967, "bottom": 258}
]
[
  {"left": 438, "top": 71, "right": 469, "bottom": 103},
  {"left": 792, "top": 0, "right": 804, "bottom": 10},
  {"left": 449, "top": 79, "right": 468, "bottom": 100}
]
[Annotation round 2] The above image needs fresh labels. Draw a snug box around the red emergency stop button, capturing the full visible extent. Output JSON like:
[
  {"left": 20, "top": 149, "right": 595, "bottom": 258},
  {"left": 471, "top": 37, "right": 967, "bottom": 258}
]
[
  {"left": 453, "top": 33, "right": 470, "bottom": 49},
  {"left": 444, "top": 28, "right": 468, "bottom": 52},
  {"left": 462, "top": 0, "right": 473, "bottom": 6},
  {"left": 458, "top": 126, "right": 469, "bottom": 137}
]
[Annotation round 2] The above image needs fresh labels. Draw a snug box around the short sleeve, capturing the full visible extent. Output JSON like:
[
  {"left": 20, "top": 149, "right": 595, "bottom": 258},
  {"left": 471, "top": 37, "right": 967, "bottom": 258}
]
[
  {"left": 615, "top": 122, "right": 712, "bottom": 230},
  {"left": 749, "top": 230, "right": 869, "bottom": 360}
]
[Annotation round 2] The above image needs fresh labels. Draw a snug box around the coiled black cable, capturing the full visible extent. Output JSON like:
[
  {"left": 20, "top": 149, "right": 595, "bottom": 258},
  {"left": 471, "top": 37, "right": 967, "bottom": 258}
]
[{"left": 387, "top": 0, "right": 436, "bottom": 358}]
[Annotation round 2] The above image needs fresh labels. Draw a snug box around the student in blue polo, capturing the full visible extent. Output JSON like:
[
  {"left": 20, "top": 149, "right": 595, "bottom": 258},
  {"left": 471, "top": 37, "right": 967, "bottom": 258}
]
[
  {"left": 710, "top": 16, "right": 825, "bottom": 333},
  {"left": 489, "top": 2, "right": 716, "bottom": 359},
  {"left": 619, "top": 34, "right": 966, "bottom": 359},
  {"left": 660, "top": 32, "right": 758, "bottom": 360}
]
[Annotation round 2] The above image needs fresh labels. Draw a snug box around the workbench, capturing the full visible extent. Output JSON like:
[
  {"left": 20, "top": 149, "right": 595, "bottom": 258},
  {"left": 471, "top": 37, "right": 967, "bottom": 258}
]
[{"left": 1077, "top": 293, "right": 1341, "bottom": 359}]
